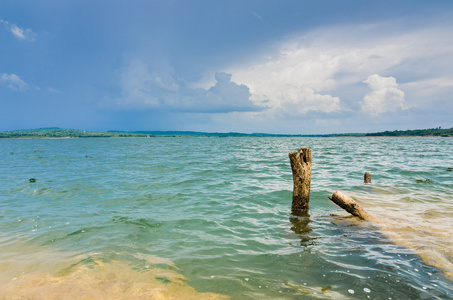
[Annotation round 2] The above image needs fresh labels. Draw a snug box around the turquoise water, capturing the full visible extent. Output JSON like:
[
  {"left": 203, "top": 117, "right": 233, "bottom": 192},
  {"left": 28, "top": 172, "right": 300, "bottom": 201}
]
[{"left": 0, "top": 137, "right": 452, "bottom": 299}]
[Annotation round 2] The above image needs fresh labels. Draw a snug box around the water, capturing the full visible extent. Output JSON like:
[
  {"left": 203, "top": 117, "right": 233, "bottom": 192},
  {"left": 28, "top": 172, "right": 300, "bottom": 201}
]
[{"left": 0, "top": 137, "right": 452, "bottom": 299}]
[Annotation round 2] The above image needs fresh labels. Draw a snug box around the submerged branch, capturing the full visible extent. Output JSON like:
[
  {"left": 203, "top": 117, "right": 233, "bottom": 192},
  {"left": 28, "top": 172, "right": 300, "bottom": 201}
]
[{"left": 328, "top": 191, "right": 374, "bottom": 221}]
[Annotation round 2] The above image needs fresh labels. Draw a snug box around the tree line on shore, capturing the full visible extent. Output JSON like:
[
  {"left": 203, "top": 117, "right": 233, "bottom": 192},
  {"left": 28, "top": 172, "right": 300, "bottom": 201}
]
[
  {"left": 365, "top": 127, "right": 452, "bottom": 137},
  {"left": 0, "top": 127, "right": 451, "bottom": 138}
]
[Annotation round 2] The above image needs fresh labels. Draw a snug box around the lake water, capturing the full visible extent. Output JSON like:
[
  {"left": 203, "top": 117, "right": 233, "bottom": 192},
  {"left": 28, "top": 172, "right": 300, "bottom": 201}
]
[{"left": 0, "top": 137, "right": 452, "bottom": 299}]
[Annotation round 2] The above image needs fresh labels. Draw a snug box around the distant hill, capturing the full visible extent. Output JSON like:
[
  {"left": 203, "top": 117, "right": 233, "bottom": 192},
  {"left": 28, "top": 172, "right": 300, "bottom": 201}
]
[{"left": 0, "top": 127, "right": 451, "bottom": 138}]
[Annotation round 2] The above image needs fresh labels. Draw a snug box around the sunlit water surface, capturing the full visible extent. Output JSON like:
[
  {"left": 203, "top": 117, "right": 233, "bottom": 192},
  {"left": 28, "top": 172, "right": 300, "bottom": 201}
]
[{"left": 0, "top": 137, "right": 452, "bottom": 299}]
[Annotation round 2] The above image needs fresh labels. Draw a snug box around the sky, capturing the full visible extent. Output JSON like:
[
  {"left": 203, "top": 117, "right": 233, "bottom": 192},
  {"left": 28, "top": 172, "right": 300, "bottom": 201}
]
[{"left": 1, "top": 0, "right": 453, "bottom": 134}]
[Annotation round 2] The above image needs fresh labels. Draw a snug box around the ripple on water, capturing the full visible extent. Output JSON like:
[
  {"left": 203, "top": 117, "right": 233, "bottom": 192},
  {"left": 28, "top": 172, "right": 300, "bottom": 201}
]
[{"left": 1, "top": 137, "right": 453, "bottom": 299}]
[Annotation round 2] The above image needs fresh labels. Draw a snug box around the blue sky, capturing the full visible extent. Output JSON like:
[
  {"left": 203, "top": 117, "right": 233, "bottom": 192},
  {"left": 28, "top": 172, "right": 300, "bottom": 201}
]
[{"left": 1, "top": 0, "right": 452, "bottom": 134}]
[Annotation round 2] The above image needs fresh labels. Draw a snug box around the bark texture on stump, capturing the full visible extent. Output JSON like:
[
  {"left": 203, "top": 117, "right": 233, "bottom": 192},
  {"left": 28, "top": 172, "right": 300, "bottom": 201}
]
[
  {"left": 328, "top": 191, "right": 372, "bottom": 220},
  {"left": 289, "top": 148, "right": 312, "bottom": 213},
  {"left": 364, "top": 172, "right": 371, "bottom": 183}
]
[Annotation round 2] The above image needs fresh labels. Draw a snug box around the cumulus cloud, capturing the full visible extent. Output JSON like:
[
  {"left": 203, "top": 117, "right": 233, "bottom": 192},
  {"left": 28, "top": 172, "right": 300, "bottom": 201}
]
[
  {"left": 0, "top": 73, "right": 29, "bottom": 91},
  {"left": 229, "top": 23, "right": 453, "bottom": 118},
  {"left": 110, "top": 22, "right": 453, "bottom": 132},
  {"left": 114, "top": 61, "right": 262, "bottom": 113},
  {"left": 0, "top": 19, "right": 36, "bottom": 41},
  {"left": 192, "top": 71, "right": 259, "bottom": 113},
  {"left": 229, "top": 39, "right": 350, "bottom": 116},
  {"left": 230, "top": 55, "right": 343, "bottom": 116},
  {"left": 361, "top": 74, "right": 405, "bottom": 115}
]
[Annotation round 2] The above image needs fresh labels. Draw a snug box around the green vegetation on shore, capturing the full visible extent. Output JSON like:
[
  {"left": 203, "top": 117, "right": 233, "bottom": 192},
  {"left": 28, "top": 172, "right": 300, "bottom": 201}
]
[
  {"left": 0, "top": 128, "right": 148, "bottom": 138},
  {"left": 0, "top": 128, "right": 350, "bottom": 138},
  {"left": 0, "top": 127, "right": 451, "bottom": 139},
  {"left": 365, "top": 127, "right": 453, "bottom": 137}
]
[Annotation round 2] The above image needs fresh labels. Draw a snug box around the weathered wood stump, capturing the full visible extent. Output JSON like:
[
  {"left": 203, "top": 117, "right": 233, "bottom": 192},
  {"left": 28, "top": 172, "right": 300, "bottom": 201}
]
[
  {"left": 289, "top": 148, "right": 312, "bottom": 213},
  {"left": 364, "top": 172, "right": 371, "bottom": 183},
  {"left": 328, "top": 191, "right": 373, "bottom": 220}
]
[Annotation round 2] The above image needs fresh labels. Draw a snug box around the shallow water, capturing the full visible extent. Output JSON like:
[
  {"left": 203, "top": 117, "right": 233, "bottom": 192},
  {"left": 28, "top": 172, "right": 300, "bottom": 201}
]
[{"left": 0, "top": 137, "right": 452, "bottom": 299}]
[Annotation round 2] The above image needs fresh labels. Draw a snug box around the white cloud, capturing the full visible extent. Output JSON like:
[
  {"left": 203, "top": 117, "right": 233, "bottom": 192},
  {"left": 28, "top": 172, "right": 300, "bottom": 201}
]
[
  {"left": 0, "top": 73, "right": 29, "bottom": 91},
  {"left": 109, "top": 22, "right": 453, "bottom": 132},
  {"left": 229, "top": 49, "right": 343, "bottom": 116},
  {"left": 361, "top": 74, "right": 405, "bottom": 115},
  {"left": 115, "top": 60, "right": 165, "bottom": 108},
  {"left": 193, "top": 72, "right": 259, "bottom": 112},
  {"left": 229, "top": 22, "right": 453, "bottom": 118},
  {"left": 114, "top": 60, "right": 262, "bottom": 113},
  {"left": 48, "top": 87, "right": 62, "bottom": 94},
  {"left": 400, "top": 77, "right": 453, "bottom": 98},
  {"left": 252, "top": 12, "right": 262, "bottom": 20},
  {"left": 0, "top": 19, "right": 36, "bottom": 41}
]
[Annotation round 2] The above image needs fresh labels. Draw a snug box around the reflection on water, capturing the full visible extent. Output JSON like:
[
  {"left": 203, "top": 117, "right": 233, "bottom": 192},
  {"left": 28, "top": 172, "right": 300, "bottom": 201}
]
[{"left": 289, "top": 212, "right": 315, "bottom": 248}]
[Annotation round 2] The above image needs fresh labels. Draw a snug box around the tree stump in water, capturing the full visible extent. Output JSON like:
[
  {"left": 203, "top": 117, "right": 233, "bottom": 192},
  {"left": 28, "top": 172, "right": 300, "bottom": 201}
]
[
  {"left": 328, "top": 191, "right": 373, "bottom": 221},
  {"left": 289, "top": 148, "right": 312, "bottom": 213},
  {"left": 364, "top": 172, "right": 371, "bottom": 183}
]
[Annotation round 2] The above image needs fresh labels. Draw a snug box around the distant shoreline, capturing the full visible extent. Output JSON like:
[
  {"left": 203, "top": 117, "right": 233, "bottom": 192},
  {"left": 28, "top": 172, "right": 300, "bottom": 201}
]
[{"left": 0, "top": 127, "right": 451, "bottom": 139}]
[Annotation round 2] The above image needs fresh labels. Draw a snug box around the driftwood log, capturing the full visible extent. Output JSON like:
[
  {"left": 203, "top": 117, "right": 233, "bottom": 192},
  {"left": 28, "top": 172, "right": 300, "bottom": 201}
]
[
  {"left": 289, "top": 148, "right": 312, "bottom": 213},
  {"left": 328, "top": 191, "right": 373, "bottom": 221}
]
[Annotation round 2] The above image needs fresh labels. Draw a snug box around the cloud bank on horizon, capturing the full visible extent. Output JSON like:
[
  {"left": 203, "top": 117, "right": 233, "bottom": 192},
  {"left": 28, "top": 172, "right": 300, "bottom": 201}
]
[{"left": 1, "top": 1, "right": 452, "bottom": 134}]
